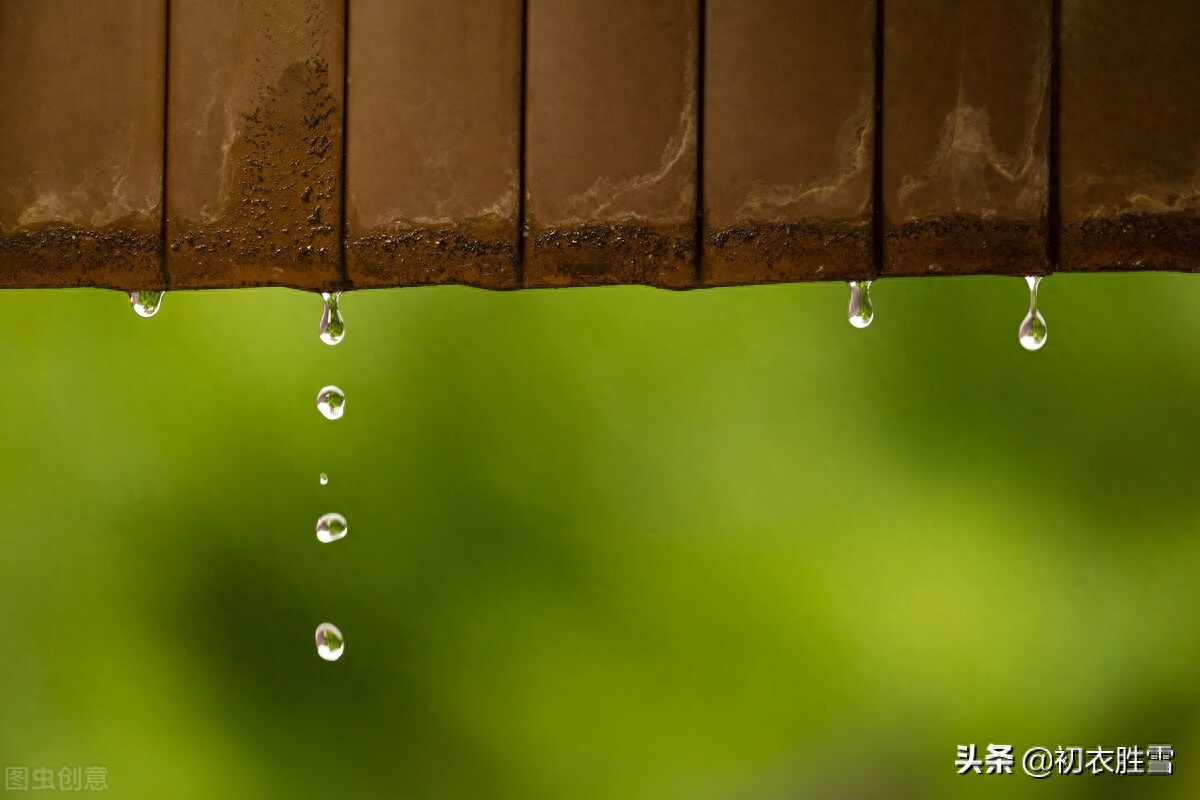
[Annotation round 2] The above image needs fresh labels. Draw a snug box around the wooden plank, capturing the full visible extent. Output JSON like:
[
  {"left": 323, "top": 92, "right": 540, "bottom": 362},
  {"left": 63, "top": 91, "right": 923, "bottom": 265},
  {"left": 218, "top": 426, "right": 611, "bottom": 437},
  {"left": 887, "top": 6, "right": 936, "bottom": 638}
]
[
  {"left": 882, "top": 0, "right": 1052, "bottom": 277},
  {"left": 524, "top": 0, "right": 699, "bottom": 288},
  {"left": 0, "top": 0, "right": 166, "bottom": 290},
  {"left": 1060, "top": 0, "right": 1200, "bottom": 272},
  {"left": 703, "top": 0, "right": 876, "bottom": 286},
  {"left": 344, "top": 0, "right": 522, "bottom": 289},
  {"left": 166, "top": 0, "right": 345, "bottom": 290}
]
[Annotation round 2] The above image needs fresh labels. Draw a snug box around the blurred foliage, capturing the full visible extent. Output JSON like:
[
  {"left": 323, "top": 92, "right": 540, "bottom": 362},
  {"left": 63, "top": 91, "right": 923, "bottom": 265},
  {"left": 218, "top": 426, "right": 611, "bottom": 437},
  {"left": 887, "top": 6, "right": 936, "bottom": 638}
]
[{"left": 0, "top": 275, "right": 1197, "bottom": 799}]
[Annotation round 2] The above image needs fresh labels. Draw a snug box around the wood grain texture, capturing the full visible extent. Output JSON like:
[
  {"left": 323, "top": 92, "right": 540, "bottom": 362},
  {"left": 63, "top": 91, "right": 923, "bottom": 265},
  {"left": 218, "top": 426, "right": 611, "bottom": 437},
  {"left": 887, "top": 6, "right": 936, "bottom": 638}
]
[
  {"left": 1060, "top": 0, "right": 1200, "bottom": 272},
  {"left": 882, "top": 0, "right": 1051, "bottom": 277},
  {"left": 703, "top": 0, "right": 876, "bottom": 286},
  {"left": 166, "top": 0, "right": 345, "bottom": 290},
  {"left": 344, "top": 0, "right": 522, "bottom": 289},
  {"left": 0, "top": 0, "right": 166, "bottom": 290},
  {"left": 6, "top": 0, "right": 1200, "bottom": 289},
  {"left": 524, "top": 0, "right": 700, "bottom": 288}
]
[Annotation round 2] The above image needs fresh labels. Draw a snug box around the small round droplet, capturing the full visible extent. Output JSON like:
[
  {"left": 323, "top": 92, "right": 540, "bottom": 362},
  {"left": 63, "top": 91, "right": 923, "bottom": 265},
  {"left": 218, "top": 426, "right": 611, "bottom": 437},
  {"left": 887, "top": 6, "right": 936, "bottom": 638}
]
[
  {"left": 315, "top": 622, "right": 344, "bottom": 662},
  {"left": 316, "top": 385, "right": 345, "bottom": 420},
  {"left": 319, "top": 291, "right": 345, "bottom": 345},
  {"left": 1018, "top": 276, "right": 1048, "bottom": 352},
  {"left": 319, "top": 473, "right": 329, "bottom": 485},
  {"left": 316, "top": 512, "right": 347, "bottom": 543},
  {"left": 848, "top": 280, "right": 874, "bottom": 329},
  {"left": 130, "top": 291, "right": 164, "bottom": 318}
]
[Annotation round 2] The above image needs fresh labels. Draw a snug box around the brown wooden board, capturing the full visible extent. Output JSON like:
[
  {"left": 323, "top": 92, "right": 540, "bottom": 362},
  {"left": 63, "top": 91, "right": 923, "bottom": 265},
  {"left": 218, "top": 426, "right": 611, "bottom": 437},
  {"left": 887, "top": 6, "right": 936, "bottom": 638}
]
[
  {"left": 882, "top": 0, "right": 1052, "bottom": 277},
  {"left": 166, "top": 0, "right": 345, "bottom": 290},
  {"left": 524, "top": 0, "right": 700, "bottom": 288},
  {"left": 343, "top": 0, "right": 521, "bottom": 289},
  {"left": 1060, "top": 0, "right": 1200, "bottom": 272},
  {"left": 703, "top": 0, "right": 876, "bottom": 286},
  {"left": 0, "top": 0, "right": 166, "bottom": 290}
]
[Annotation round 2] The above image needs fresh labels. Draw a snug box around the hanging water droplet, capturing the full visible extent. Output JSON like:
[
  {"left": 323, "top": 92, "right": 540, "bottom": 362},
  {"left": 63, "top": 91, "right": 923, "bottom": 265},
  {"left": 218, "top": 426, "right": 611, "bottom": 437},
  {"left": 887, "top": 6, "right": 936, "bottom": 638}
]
[
  {"left": 316, "top": 385, "right": 345, "bottom": 420},
  {"left": 848, "top": 280, "right": 874, "bottom": 329},
  {"left": 1018, "top": 275, "right": 1048, "bottom": 352},
  {"left": 316, "top": 512, "right": 347, "bottom": 543},
  {"left": 319, "top": 291, "right": 345, "bottom": 345},
  {"left": 319, "top": 473, "right": 329, "bottom": 485},
  {"left": 315, "top": 622, "right": 345, "bottom": 662},
  {"left": 130, "top": 291, "right": 164, "bottom": 318}
]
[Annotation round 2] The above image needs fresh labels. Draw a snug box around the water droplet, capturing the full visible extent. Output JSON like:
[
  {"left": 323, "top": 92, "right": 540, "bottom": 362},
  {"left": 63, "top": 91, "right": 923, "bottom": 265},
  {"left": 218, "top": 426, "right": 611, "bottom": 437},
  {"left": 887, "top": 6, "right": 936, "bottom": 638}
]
[
  {"left": 319, "top": 473, "right": 328, "bottom": 485},
  {"left": 316, "top": 512, "right": 347, "bottom": 543},
  {"left": 848, "top": 280, "right": 874, "bottom": 329},
  {"left": 316, "top": 385, "right": 345, "bottom": 420},
  {"left": 315, "top": 622, "right": 344, "bottom": 661},
  {"left": 130, "top": 291, "right": 164, "bottom": 318},
  {"left": 1018, "top": 276, "right": 1048, "bottom": 352},
  {"left": 319, "top": 291, "right": 345, "bottom": 345}
]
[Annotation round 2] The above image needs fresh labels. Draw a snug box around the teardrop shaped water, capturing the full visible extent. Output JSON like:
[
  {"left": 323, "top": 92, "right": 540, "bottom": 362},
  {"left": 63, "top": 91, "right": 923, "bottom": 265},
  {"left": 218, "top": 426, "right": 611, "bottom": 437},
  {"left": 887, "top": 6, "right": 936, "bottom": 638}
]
[
  {"left": 130, "top": 291, "right": 164, "bottom": 318},
  {"left": 315, "top": 622, "right": 345, "bottom": 662},
  {"left": 319, "top": 292, "right": 345, "bottom": 345},
  {"left": 316, "top": 512, "right": 347, "bottom": 543},
  {"left": 319, "top": 473, "right": 329, "bottom": 486},
  {"left": 848, "top": 280, "right": 874, "bottom": 329},
  {"left": 1018, "top": 276, "right": 1048, "bottom": 352},
  {"left": 316, "top": 385, "right": 345, "bottom": 420}
]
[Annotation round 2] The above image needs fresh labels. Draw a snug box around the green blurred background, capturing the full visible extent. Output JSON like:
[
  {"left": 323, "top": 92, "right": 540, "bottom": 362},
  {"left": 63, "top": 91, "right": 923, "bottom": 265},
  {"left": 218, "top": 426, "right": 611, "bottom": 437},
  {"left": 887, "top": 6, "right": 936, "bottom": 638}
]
[{"left": 1, "top": 275, "right": 1197, "bottom": 798}]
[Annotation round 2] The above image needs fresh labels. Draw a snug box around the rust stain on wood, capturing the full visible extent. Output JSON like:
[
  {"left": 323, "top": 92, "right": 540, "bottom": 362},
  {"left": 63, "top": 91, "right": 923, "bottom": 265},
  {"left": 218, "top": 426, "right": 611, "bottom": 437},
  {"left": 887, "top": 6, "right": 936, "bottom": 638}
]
[{"left": 166, "top": 0, "right": 345, "bottom": 290}]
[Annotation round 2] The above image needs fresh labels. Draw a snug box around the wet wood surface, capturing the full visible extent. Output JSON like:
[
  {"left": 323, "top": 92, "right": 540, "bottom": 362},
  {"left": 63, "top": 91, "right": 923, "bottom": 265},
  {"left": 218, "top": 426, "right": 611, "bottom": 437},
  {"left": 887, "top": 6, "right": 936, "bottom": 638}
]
[
  {"left": 343, "top": 0, "right": 522, "bottom": 289},
  {"left": 703, "top": 0, "right": 876, "bottom": 286},
  {"left": 523, "top": 0, "right": 700, "bottom": 288},
  {"left": 165, "top": 0, "right": 345, "bottom": 290},
  {"left": 2, "top": 0, "right": 1199, "bottom": 291},
  {"left": 0, "top": 0, "right": 166, "bottom": 290},
  {"left": 1060, "top": 0, "right": 1200, "bottom": 272},
  {"left": 882, "top": 0, "right": 1052, "bottom": 277}
]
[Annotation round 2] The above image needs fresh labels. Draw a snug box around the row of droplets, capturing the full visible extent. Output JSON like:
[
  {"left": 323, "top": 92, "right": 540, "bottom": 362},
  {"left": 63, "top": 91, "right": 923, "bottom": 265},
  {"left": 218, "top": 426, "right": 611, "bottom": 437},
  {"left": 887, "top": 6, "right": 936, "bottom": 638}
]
[
  {"left": 132, "top": 288, "right": 351, "bottom": 661},
  {"left": 134, "top": 279, "right": 1048, "bottom": 354},
  {"left": 315, "top": 291, "right": 347, "bottom": 661},
  {"left": 846, "top": 276, "right": 1048, "bottom": 351}
]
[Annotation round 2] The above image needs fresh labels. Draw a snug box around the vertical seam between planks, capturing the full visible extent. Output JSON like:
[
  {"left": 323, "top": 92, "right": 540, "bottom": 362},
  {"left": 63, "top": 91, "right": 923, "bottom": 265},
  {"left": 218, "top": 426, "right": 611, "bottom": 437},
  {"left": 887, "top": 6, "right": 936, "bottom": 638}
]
[
  {"left": 159, "top": 0, "right": 172, "bottom": 290},
  {"left": 871, "top": 0, "right": 885, "bottom": 279},
  {"left": 336, "top": 0, "right": 352, "bottom": 289},
  {"left": 695, "top": 0, "right": 706, "bottom": 286},
  {"left": 1047, "top": 0, "right": 1062, "bottom": 273},
  {"left": 517, "top": 0, "right": 529, "bottom": 287}
]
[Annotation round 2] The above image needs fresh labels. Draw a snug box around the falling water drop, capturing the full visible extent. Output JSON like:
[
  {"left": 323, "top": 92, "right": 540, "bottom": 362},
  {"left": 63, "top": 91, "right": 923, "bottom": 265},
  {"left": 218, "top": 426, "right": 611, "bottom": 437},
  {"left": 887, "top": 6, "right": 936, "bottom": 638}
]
[
  {"left": 316, "top": 512, "right": 348, "bottom": 543},
  {"left": 315, "top": 622, "right": 345, "bottom": 662},
  {"left": 319, "top": 473, "right": 329, "bottom": 485},
  {"left": 130, "top": 291, "right": 164, "bottom": 318},
  {"left": 1018, "top": 276, "right": 1048, "bottom": 352},
  {"left": 316, "top": 385, "right": 345, "bottom": 420},
  {"left": 319, "top": 291, "right": 345, "bottom": 345},
  {"left": 847, "top": 280, "right": 874, "bottom": 329}
]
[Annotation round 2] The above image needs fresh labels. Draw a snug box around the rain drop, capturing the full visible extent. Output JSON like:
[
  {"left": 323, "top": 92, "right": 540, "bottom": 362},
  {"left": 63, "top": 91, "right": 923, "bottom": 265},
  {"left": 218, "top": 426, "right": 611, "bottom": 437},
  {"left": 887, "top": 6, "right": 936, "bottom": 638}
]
[
  {"left": 316, "top": 385, "right": 345, "bottom": 420},
  {"left": 130, "top": 291, "right": 164, "bottom": 318},
  {"left": 1018, "top": 276, "right": 1048, "bottom": 352},
  {"left": 315, "top": 622, "right": 344, "bottom": 662},
  {"left": 319, "top": 291, "right": 345, "bottom": 345},
  {"left": 316, "top": 512, "right": 347, "bottom": 543},
  {"left": 848, "top": 280, "right": 874, "bottom": 329},
  {"left": 319, "top": 473, "right": 329, "bottom": 486}
]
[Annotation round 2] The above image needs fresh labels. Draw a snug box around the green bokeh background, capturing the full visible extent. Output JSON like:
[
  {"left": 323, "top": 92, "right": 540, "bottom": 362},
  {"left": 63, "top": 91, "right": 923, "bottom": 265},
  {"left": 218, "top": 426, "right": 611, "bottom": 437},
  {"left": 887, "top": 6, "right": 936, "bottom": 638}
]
[{"left": 1, "top": 276, "right": 1196, "bottom": 798}]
